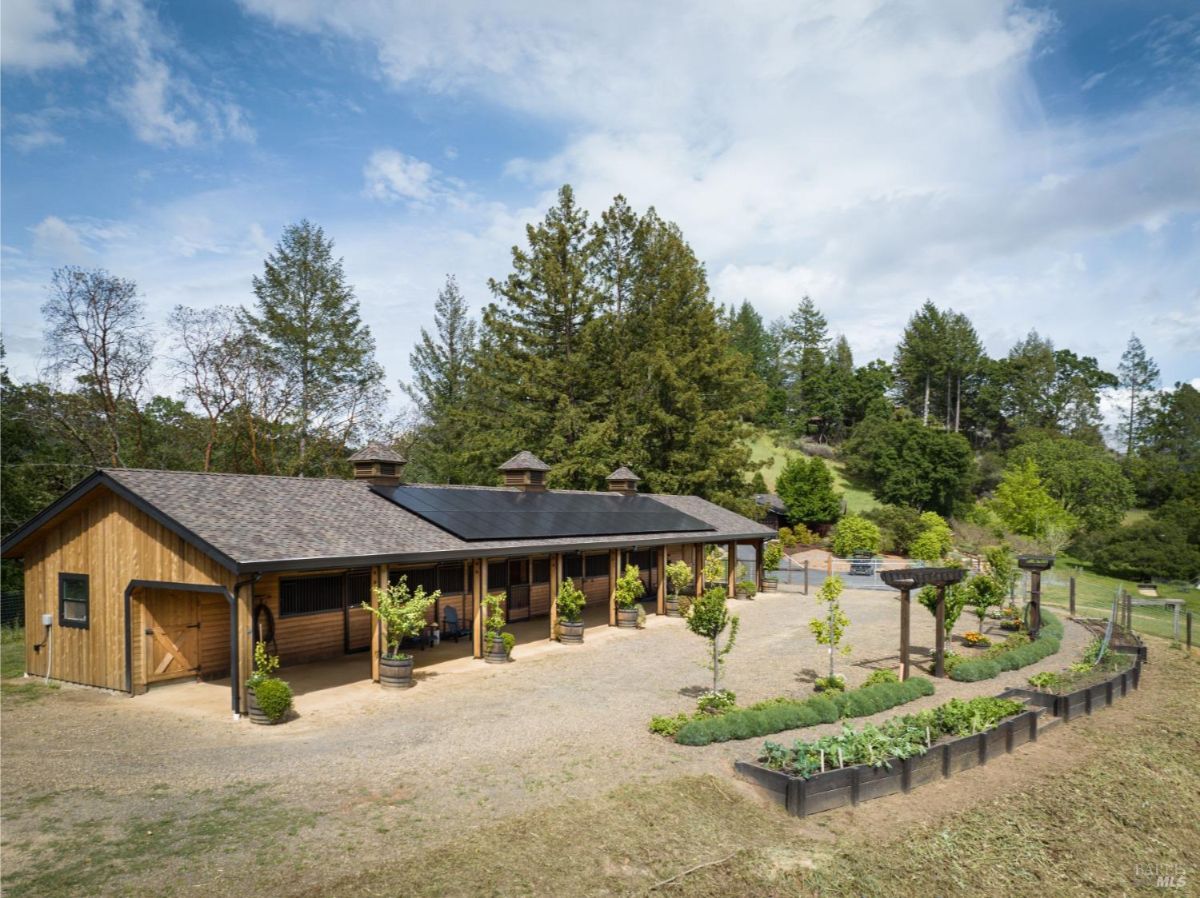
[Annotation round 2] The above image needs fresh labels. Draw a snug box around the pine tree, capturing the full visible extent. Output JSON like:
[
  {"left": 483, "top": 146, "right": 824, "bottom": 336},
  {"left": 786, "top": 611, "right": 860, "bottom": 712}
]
[
  {"left": 781, "top": 296, "right": 830, "bottom": 431},
  {"left": 242, "top": 220, "right": 384, "bottom": 474},
  {"left": 1117, "top": 333, "right": 1160, "bottom": 457},
  {"left": 403, "top": 275, "right": 477, "bottom": 482},
  {"left": 893, "top": 301, "right": 945, "bottom": 425}
]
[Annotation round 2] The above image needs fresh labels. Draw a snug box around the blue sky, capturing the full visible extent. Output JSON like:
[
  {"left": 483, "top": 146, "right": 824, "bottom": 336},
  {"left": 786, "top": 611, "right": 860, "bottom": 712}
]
[{"left": 3, "top": 0, "right": 1198, "bottom": 423}]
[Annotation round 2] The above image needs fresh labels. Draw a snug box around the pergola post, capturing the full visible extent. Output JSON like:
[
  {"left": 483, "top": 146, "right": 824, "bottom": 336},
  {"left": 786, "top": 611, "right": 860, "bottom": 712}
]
[
  {"left": 1018, "top": 555, "right": 1054, "bottom": 639},
  {"left": 754, "top": 539, "right": 764, "bottom": 591},
  {"left": 899, "top": 587, "right": 911, "bottom": 681},
  {"left": 694, "top": 543, "right": 705, "bottom": 595},
  {"left": 726, "top": 541, "right": 737, "bottom": 597},
  {"left": 371, "top": 564, "right": 386, "bottom": 682},
  {"left": 656, "top": 547, "right": 666, "bottom": 615},
  {"left": 608, "top": 548, "right": 618, "bottom": 626},
  {"left": 934, "top": 583, "right": 946, "bottom": 678},
  {"left": 472, "top": 559, "right": 485, "bottom": 659},
  {"left": 237, "top": 580, "right": 254, "bottom": 709},
  {"left": 549, "top": 553, "right": 560, "bottom": 640}
]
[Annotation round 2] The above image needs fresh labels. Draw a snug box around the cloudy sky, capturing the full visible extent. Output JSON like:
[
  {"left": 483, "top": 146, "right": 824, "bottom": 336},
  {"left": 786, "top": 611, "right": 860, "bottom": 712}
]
[{"left": 3, "top": 0, "right": 1198, "bottom": 412}]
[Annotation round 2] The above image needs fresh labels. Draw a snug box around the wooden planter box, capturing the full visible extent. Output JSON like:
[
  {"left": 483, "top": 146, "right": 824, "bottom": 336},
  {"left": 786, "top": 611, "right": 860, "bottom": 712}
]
[
  {"left": 735, "top": 710, "right": 1041, "bottom": 818},
  {"left": 1007, "top": 652, "right": 1143, "bottom": 723}
]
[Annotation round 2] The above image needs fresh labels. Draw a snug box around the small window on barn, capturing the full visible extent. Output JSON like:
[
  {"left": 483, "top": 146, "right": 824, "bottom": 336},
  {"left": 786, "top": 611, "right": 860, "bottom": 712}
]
[
  {"left": 532, "top": 558, "right": 551, "bottom": 584},
  {"left": 563, "top": 555, "right": 583, "bottom": 579},
  {"left": 585, "top": 553, "right": 609, "bottom": 578},
  {"left": 59, "top": 573, "right": 89, "bottom": 628},
  {"left": 438, "top": 564, "right": 466, "bottom": 594},
  {"left": 279, "top": 574, "right": 343, "bottom": 617}
]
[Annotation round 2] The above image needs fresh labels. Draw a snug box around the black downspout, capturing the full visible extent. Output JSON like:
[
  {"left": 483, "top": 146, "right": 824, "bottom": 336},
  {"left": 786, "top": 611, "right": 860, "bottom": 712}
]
[
  {"left": 124, "top": 583, "right": 135, "bottom": 695},
  {"left": 230, "top": 574, "right": 260, "bottom": 718}
]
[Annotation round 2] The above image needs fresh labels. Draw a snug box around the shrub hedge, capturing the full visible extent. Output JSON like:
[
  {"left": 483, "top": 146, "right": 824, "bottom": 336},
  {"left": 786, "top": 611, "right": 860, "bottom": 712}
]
[
  {"left": 949, "top": 611, "right": 1063, "bottom": 683},
  {"left": 674, "top": 676, "right": 934, "bottom": 746}
]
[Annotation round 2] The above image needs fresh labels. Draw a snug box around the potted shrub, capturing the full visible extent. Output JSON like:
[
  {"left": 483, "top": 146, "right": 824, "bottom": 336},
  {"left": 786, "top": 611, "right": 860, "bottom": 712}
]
[
  {"left": 556, "top": 577, "right": 587, "bottom": 644},
  {"left": 963, "top": 631, "right": 991, "bottom": 648},
  {"left": 361, "top": 576, "right": 438, "bottom": 688},
  {"left": 245, "top": 641, "right": 292, "bottom": 725},
  {"left": 762, "top": 541, "right": 782, "bottom": 590},
  {"left": 483, "top": 592, "right": 513, "bottom": 663},
  {"left": 736, "top": 578, "right": 758, "bottom": 600},
  {"left": 702, "top": 548, "right": 727, "bottom": 596},
  {"left": 614, "top": 564, "right": 646, "bottom": 628},
  {"left": 664, "top": 560, "right": 693, "bottom": 617}
]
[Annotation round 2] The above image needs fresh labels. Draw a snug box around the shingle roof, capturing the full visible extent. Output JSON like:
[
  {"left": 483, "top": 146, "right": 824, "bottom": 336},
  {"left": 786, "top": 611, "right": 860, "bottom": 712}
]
[
  {"left": 498, "top": 451, "right": 551, "bottom": 472},
  {"left": 606, "top": 466, "right": 640, "bottom": 482},
  {"left": 347, "top": 442, "right": 406, "bottom": 464},
  {"left": 81, "top": 468, "right": 772, "bottom": 572}
]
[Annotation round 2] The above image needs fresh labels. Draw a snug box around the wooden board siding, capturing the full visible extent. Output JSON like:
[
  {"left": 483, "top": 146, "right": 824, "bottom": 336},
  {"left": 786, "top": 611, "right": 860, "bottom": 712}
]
[
  {"left": 21, "top": 488, "right": 232, "bottom": 691},
  {"left": 580, "top": 575, "right": 611, "bottom": 607},
  {"left": 530, "top": 583, "right": 551, "bottom": 617},
  {"left": 199, "top": 591, "right": 231, "bottom": 678}
]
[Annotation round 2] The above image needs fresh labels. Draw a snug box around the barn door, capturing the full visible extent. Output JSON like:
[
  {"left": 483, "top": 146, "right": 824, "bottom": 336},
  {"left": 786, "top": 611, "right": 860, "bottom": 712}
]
[{"left": 145, "top": 590, "right": 201, "bottom": 683}]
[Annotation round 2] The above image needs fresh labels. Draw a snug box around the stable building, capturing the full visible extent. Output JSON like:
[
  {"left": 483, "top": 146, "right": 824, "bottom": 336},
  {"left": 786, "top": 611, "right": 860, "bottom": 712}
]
[{"left": 2, "top": 449, "right": 773, "bottom": 717}]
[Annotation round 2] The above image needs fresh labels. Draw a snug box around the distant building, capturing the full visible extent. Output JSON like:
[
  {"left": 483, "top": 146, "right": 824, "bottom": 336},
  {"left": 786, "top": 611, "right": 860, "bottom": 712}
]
[{"left": 753, "top": 493, "right": 790, "bottom": 531}]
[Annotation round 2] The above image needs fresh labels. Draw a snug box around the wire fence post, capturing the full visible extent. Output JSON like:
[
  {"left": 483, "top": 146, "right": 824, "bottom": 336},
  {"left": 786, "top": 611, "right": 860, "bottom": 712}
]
[
  {"left": 804, "top": 560, "right": 810, "bottom": 596},
  {"left": 1068, "top": 577, "right": 1076, "bottom": 618},
  {"left": 1187, "top": 612, "right": 1193, "bottom": 652}
]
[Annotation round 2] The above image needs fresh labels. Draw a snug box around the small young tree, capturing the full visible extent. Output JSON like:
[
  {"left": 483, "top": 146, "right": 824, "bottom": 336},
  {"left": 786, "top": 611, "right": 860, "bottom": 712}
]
[
  {"left": 665, "top": 559, "right": 693, "bottom": 613},
  {"left": 763, "top": 540, "right": 783, "bottom": 573},
  {"left": 966, "top": 572, "right": 1007, "bottom": 628},
  {"left": 703, "top": 547, "right": 726, "bottom": 591},
  {"left": 614, "top": 564, "right": 646, "bottom": 608},
  {"left": 809, "top": 575, "right": 850, "bottom": 690},
  {"left": 555, "top": 577, "right": 587, "bottom": 623},
  {"left": 919, "top": 582, "right": 969, "bottom": 637},
  {"left": 361, "top": 577, "right": 439, "bottom": 659},
  {"left": 830, "top": 515, "right": 882, "bottom": 557},
  {"left": 685, "top": 586, "right": 741, "bottom": 695}
]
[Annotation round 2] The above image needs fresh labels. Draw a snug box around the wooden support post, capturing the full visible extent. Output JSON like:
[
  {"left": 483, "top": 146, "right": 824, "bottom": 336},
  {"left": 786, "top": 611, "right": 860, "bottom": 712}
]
[
  {"left": 656, "top": 547, "right": 666, "bottom": 615},
  {"left": 549, "top": 554, "right": 560, "bottom": 640},
  {"left": 726, "top": 541, "right": 737, "bottom": 597},
  {"left": 609, "top": 548, "right": 618, "bottom": 626},
  {"left": 804, "top": 560, "right": 809, "bottom": 595},
  {"left": 934, "top": 584, "right": 946, "bottom": 678},
  {"left": 1028, "top": 570, "right": 1042, "bottom": 636},
  {"left": 371, "top": 564, "right": 385, "bottom": 682},
  {"left": 900, "top": 587, "right": 911, "bottom": 681},
  {"left": 694, "top": 544, "right": 705, "bottom": 595},
  {"left": 236, "top": 579, "right": 254, "bottom": 713},
  {"left": 754, "top": 539, "right": 764, "bottom": 592},
  {"left": 1068, "top": 576, "right": 1076, "bottom": 618},
  {"left": 472, "top": 559, "right": 484, "bottom": 659}
]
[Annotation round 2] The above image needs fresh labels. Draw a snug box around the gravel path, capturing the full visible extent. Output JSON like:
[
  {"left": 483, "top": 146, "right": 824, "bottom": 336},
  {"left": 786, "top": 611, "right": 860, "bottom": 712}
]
[{"left": 1, "top": 587, "right": 1090, "bottom": 842}]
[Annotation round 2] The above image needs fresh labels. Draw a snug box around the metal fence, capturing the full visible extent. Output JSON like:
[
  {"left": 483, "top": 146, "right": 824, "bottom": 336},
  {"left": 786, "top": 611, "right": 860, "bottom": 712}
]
[{"left": 1, "top": 591, "right": 23, "bottom": 628}]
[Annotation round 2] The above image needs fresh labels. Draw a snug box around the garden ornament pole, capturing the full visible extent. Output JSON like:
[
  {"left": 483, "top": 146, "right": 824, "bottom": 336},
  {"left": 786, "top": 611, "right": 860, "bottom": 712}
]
[
  {"left": 1017, "top": 555, "right": 1054, "bottom": 639},
  {"left": 934, "top": 584, "right": 945, "bottom": 677}
]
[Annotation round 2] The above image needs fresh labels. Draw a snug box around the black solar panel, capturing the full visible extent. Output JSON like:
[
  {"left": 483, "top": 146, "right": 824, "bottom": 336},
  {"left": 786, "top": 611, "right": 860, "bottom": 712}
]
[{"left": 372, "top": 485, "right": 716, "bottom": 541}]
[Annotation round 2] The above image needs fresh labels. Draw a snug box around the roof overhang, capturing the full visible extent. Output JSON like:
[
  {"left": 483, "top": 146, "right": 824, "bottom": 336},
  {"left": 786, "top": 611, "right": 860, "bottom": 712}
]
[
  {"left": 1, "top": 470, "right": 240, "bottom": 573},
  {"left": 235, "top": 530, "right": 772, "bottom": 574}
]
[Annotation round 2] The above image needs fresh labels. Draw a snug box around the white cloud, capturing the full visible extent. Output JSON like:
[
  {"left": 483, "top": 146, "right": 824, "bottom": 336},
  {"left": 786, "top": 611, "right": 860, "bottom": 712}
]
[
  {"left": 30, "top": 216, "right": 92, "bottom": 264},
  {"left": 0, "top": 0, "right": 85, "bottom": 71},
  {"left": 363, "top": 149, "right": 437, "bottom": 203},
  {"left": 96, "top": 0, "right": 256, "bottom": 148},
  {"left": 235, "top": 0, "right": 1199, "bottom": 387}
]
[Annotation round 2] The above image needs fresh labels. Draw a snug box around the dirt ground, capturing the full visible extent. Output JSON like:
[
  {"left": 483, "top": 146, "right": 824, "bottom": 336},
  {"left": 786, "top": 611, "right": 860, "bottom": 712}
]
[{"left": 0, "top": 587, "right": 1101, "bottom": 896}]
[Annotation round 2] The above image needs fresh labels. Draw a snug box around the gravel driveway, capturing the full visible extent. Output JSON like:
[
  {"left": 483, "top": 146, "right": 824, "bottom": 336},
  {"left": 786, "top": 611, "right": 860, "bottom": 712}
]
[{"left": 1, "top": 586, "right": 1089, "bottom": 842}]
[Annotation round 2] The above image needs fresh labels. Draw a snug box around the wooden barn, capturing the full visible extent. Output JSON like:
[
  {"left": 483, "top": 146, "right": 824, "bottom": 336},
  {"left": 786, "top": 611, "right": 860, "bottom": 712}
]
[{"left": 2, "top": 449, "right": 773, "bottom": 718}]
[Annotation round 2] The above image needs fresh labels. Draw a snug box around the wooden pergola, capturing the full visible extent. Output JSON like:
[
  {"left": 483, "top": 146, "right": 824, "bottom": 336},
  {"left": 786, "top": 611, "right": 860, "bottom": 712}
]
[{"left": 880, "top": 566, "right": 966, "bottom": 679}]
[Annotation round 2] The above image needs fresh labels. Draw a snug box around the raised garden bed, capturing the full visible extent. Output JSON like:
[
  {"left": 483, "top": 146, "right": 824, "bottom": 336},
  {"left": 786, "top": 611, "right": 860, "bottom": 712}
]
[
  {"left": 736, "top": 710, "right": 1039, "bottom": 817},
  {"left": 738, "top": 645, "right": 1146, "bottom": 818},
  {"left": 1004, "top": 650, "right": 1142, "bottom": 723}
]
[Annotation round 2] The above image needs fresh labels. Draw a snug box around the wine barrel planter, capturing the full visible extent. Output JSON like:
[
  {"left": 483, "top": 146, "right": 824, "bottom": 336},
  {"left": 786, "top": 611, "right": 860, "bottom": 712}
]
[
  {"left": 559, "top": 620, "right": 584, "bottom": 644},
  {"left": 379, "top": 655, "right": 415, "bottom": 688},
  {"left": 485, "top": 635, "right": 511, "bottom": 664},
  {"left": 616, "top": 608, "right": 639, "bottom": 629},
  {"left": 665, "top": 596, "right": 682, "bottom": 618},
  {"left": 762, "top": 578, "right": 778, "bottom": 592},
  {"left": 246, "top": 686, "right": 273, "bottom": 726}
]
